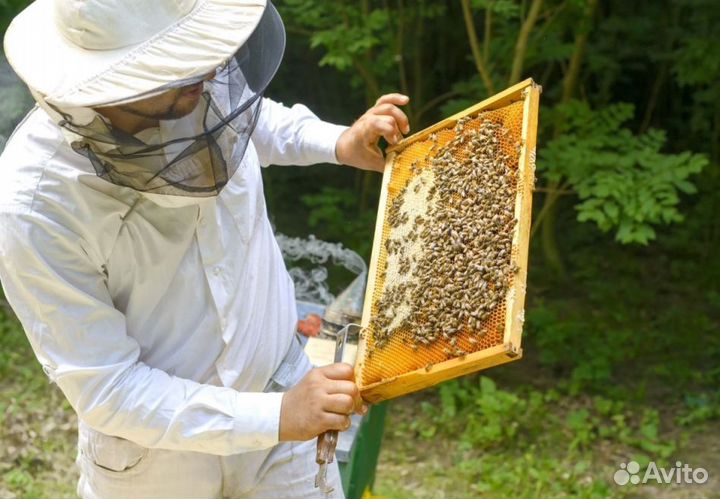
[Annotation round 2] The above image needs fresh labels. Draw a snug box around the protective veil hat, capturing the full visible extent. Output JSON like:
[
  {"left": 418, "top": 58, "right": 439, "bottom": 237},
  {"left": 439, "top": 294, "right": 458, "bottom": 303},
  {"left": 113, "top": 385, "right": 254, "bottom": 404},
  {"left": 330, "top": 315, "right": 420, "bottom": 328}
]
[
  {"left": 5, "top": 0, "right": 274, "bottom": 108},
  {"left": 4, "top": 0, "right": 285, "bottom": 197}
]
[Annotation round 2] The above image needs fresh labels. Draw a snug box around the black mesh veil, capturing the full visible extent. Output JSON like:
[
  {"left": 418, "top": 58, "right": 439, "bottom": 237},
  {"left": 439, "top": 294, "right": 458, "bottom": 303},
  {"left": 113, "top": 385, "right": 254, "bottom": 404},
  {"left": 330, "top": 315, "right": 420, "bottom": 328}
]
[{"left": 53, "top": 2, "right": 285, "bottom": 197}]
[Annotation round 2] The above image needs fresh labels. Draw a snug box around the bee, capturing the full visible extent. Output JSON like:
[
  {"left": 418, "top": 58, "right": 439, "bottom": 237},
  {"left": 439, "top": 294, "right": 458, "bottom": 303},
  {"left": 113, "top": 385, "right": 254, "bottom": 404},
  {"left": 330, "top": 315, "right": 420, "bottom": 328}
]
[{"left": 372, "top": 118, "right": 522, "bottom": 354}]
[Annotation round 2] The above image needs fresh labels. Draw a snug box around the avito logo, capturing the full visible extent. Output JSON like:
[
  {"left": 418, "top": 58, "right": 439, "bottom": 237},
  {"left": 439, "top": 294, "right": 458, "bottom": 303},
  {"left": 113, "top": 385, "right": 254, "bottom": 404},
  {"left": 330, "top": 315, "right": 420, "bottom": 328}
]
[{"left": 614, "top": 461, "right": 709, "bottom": 486}]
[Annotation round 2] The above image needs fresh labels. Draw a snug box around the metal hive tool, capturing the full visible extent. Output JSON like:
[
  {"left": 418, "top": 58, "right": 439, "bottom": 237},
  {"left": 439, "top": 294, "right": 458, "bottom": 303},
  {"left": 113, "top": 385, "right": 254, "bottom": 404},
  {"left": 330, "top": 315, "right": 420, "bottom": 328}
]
[{"left": 355, "top": 79, "right": 541, "bottom": 403}]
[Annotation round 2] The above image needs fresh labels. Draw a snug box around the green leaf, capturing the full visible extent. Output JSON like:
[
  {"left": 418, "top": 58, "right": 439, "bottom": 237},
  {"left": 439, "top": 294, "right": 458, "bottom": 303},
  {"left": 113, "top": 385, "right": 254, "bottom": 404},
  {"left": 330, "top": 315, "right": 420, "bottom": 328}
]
[{"left": 540, "top": 101, "right": 707, "bottom": 245}]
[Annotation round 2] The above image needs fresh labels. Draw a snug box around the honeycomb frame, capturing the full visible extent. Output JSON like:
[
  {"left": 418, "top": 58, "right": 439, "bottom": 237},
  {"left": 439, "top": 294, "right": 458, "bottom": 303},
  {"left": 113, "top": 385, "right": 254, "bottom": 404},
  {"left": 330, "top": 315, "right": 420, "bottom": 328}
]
[{"left": 355, "top": 79, "right": 541, "bottom": 403}]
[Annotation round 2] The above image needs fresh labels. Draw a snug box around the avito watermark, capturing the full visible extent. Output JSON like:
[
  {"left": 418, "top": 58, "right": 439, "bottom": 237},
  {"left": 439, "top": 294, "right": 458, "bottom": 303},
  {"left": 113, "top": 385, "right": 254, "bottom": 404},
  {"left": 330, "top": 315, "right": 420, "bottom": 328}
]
[{"left": 614, "top": 460, "right": 709, "bottom": 486}]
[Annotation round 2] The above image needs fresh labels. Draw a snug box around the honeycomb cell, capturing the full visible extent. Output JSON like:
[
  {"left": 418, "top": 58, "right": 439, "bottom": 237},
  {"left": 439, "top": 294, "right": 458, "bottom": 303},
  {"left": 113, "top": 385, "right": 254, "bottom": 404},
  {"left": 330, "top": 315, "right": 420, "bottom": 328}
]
[{"left": 358, "top": 98, "right": 528, "bottom": 387}]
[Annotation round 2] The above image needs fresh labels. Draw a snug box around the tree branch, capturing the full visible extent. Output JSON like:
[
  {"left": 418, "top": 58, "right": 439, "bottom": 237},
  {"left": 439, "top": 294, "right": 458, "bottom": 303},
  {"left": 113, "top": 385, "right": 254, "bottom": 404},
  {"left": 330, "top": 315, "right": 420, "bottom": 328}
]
[
  {"left": 460, "top": 0, "right": 495, "bottom": 95},
  {"left": 531, "top": 0, "right": 598, "bottom": 275},
  {"left": 531, "top": 181, "right": 572, "bottom": 238},
  {"left": 353, "top": 59, "right": 381, "bottom": 105},
  {"left": 483, "top": 1, "right": 494, "bottom": 65},
  {"left": 533, "top": 187, "right": 574, "bottom": 195},
  {"left": 411, "top": 1, "right": 425, "bottom": 126},
  {"left": 416, "top": 89, "right": 464, "bottom": 123},
  {"left": 535, "top": 1, "right": 567, "bottom": 40},
  {"left": 540, "top": 61, "right": 555, "bottom": 89},
  {"left": 357, "top": 0, "right": 378, "bottom": 107},
  {"left": 508, "top": 0, "right": 543, "bottom": 85},
  {"left": 395, "top": 0, "right": 411, "bottom": 102},
  {"left": 561, "top": 0, "right": 598, "bottom": 103},
  {"left": 639, "top": 65, "right": 667, "bottom": 134}
]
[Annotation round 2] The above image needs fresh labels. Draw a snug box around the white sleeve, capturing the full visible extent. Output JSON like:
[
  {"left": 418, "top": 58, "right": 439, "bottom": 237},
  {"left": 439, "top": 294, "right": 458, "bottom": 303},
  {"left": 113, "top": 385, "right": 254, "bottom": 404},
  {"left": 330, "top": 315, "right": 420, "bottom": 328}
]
[
  {"left": 0, "top": 212, "right": 284, "bottom": 456},
  {"left": 251, "top": 97, "right": 349, "bottom": 167}
]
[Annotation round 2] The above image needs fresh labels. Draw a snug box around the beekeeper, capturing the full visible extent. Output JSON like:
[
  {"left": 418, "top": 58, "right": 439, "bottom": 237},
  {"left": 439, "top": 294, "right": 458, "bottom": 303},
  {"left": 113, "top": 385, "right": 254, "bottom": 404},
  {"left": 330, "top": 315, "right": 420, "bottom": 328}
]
[{"left": 0, "top": 0, "right": 410, "bottom": 498}]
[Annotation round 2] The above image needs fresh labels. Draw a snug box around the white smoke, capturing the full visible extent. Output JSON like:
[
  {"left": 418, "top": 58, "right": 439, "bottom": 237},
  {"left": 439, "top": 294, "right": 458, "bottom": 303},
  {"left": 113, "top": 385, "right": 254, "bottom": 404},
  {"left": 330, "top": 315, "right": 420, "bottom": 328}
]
[{"left": 275, "top": 233, "right": 367, "bottom": 305}]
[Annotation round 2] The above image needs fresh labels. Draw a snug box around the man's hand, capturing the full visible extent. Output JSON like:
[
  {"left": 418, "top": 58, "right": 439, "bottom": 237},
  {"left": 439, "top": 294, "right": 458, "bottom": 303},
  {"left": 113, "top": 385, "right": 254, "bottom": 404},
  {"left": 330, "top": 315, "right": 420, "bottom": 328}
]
[
  {"left": 279, "top": 363, "right": 368, "bottom": 441},
  {"left": 335, "top": 93, "right": 411, "bottom": 172}
]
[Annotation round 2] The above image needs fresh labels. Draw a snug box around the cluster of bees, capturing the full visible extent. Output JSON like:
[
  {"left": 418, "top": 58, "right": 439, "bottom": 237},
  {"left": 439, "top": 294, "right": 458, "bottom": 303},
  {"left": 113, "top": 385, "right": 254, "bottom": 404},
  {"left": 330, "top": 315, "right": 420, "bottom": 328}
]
[{"left": 368, "top": 115, "right": 519, "bottom": 359}]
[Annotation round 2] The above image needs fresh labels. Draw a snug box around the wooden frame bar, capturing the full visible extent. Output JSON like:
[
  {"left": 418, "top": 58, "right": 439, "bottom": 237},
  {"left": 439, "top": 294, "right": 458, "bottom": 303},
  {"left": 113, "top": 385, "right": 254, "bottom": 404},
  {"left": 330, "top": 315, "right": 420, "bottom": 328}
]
[{"left": 356, "top": 79, "right": 541, "bottom": 402}]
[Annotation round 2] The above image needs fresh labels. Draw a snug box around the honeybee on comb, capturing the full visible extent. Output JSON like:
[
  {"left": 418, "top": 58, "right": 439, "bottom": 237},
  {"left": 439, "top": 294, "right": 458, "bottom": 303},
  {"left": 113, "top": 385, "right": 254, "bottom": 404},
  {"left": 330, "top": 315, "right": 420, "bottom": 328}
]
[
  {"left": 357, "top": 80, "right": 540, "bottom": 403},
  {"left": 368, "top": 114, "right": 519, "bottom": 355}
]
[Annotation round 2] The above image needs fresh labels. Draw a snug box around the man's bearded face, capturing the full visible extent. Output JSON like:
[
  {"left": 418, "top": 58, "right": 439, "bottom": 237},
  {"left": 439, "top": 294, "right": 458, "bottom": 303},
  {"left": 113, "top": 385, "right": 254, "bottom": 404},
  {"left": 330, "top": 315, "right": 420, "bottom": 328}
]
[{"left": 117, "top": 80, "right": 206, "bottom": 122}]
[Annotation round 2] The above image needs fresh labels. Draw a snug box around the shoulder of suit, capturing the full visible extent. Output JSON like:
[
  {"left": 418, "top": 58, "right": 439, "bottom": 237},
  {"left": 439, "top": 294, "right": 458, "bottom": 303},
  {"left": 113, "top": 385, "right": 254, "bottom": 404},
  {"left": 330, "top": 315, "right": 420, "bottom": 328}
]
[{"left": 0, "top": 107, "right": 138, "bottom": 213}]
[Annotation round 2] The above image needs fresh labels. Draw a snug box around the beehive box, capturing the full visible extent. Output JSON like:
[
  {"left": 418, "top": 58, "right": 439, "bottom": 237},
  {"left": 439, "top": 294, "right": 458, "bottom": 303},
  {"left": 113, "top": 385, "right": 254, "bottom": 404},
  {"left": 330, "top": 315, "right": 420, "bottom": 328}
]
[{"left": 356, "top": 78, "right": 541, "bottom": 403}]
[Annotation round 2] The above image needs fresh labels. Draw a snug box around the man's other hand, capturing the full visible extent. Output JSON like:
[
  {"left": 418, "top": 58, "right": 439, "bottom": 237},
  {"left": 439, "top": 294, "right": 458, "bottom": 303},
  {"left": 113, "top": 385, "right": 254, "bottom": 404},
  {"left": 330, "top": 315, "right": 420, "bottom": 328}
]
[
  {"left": 335, "top": 93, "right": 411, "bottom": 172},
  {"left": 279, "top": 363, "right": 368, "bottom": 441}
]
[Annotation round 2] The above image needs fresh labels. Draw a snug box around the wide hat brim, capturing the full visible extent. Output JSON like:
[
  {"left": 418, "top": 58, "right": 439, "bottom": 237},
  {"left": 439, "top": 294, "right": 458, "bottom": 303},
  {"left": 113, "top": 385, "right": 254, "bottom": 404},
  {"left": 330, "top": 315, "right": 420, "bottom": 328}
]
[{"left": 4, "top": 0, "right": 276, "bottom": 108}]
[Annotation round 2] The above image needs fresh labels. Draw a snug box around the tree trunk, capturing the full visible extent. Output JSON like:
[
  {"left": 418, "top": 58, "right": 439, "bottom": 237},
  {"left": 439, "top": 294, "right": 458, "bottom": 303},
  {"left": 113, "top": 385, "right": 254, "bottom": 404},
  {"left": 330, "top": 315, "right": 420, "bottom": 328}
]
[
  {"left": 508, "top": 0, "right": 544, "bottom": 85},
  {"left": 460, "top": 0, "right": 495, "bottom": 94},
  {"left": 540, "top": 196, "right": 564, "bottom": 276},
  {"left": 534, "top": 0, "right": 598, "bottom": 276}
]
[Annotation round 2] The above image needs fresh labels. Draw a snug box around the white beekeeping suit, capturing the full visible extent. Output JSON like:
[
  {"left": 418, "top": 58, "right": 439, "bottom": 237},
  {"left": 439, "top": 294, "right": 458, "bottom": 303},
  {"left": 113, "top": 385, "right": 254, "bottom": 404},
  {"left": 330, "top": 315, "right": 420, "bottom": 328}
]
[{"left": 0, "top": 0, "right": 348, "bottom": 497}]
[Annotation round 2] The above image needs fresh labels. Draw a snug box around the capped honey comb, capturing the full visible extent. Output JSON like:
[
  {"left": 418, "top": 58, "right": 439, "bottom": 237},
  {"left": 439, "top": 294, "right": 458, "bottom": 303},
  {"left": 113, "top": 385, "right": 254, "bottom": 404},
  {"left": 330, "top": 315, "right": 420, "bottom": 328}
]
[{"left": 355, "top": 79, "right": 541, "bottom": 403}]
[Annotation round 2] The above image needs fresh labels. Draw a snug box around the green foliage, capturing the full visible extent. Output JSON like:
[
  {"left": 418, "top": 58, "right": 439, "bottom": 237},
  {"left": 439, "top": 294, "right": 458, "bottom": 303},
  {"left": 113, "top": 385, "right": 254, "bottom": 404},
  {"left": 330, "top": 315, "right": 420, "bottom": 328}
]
[
  {"left": 439, "top": 79, "right": 486, "bottom": 118},
  {"left": 540, "top": 101, "right": 708, "bottom": 244},
  {"left": 281, "top": 1, "right": 390, "bottom": 72},
  {"left": 677, "top": 391, "right": 720, "bottom": 426},
  {"left": 381, "top": 375, "right": 688, "bottom": 498},
  {"left": 673, "top": 36, "right": 720, "bottom": 89},
  {"left": 562, "top": 403, "right": 678, "bottom": 459},
  {"left": 526, "top": 300, "right": 633, "bottom": 394},
  {"left": 0, "top": 54, "right": 34, "bottom": 148},
  {"left": 670, "top": 0, "right": 720, "bottom": 138},
  {"left": 0, "top": 308, "right": 78, "bottom": 499},
  {"left": 275, "top": 0, "right": 715, "bottom": 265},
  {"left": 300, "top": 186, "right": 377, "bottom": 257},
  {"left": 0, "top": 0, "right": 30, "bottom": 32},
  {"left": 420, "top": 377, "right": 544, "bottom": 448},
  {"left": 420, "top": 376, "right": 681, "bottom": 461},
  {"left": 634, "top": 409, "right": 676, "bottom": 458},
  {"left": 471, "top": 0, "right": 521, "bottom": 17},
  {"left": 670, "top": 0, "right": 720, "bottom": 89},
  {"left": 0, "top": 305, "right": 34, "bottom": 381},
  {"left": 525, "top": 244, "right": 719, "bottom": 396},
  {"left": 278, "top": 1, "right": 402, "bottom": 94},
  {"left": 451, "top": 452, "right": 614, "bottom": 499}
]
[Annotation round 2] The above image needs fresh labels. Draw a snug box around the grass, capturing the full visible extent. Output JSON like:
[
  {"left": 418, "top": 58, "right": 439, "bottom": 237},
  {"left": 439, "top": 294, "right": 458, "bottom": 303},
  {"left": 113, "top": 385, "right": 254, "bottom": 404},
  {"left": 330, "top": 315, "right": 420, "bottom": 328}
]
[
  {"left": 0, "top": 305, "right": 78, "bottom": 499},
  {"left": 373, "top": 369, "right": 720, "bottom": 499}
]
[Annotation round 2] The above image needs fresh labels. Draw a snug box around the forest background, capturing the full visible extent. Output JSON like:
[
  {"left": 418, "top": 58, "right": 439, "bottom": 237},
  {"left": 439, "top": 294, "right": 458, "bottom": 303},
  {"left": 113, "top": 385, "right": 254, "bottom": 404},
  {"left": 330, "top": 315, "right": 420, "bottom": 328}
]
[{"left": 0, "top": 1, "right": 718, "bottom": 498}]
